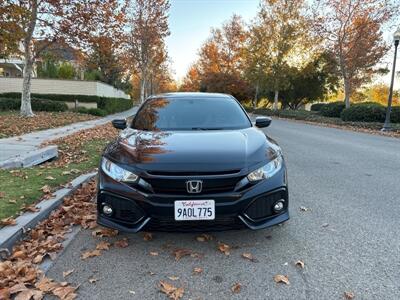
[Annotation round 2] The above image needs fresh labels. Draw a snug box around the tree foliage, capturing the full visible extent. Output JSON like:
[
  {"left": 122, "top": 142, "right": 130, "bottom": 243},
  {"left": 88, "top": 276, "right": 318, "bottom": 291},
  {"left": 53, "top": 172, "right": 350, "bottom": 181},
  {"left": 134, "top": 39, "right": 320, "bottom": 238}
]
[{"left": 312, "top": 0, "right": 398, "bottom": 108}]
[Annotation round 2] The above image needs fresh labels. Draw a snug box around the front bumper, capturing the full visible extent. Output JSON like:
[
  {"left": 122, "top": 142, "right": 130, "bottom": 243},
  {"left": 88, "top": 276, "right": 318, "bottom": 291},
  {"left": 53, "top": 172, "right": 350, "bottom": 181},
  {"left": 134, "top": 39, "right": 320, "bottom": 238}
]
[{"left": 97, "top": 167, "right": 289, "bottom": 232}]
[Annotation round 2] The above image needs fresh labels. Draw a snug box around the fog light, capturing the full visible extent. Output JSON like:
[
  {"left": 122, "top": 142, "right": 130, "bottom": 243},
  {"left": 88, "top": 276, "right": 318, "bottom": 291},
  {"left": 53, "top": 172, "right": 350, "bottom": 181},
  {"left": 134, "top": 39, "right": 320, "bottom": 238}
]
[
  {"left": 102, "top": 204, "right": 113, "bottom": 216},
  {"left": 273, "top": 200, "right": 285, "bottom": 212}
]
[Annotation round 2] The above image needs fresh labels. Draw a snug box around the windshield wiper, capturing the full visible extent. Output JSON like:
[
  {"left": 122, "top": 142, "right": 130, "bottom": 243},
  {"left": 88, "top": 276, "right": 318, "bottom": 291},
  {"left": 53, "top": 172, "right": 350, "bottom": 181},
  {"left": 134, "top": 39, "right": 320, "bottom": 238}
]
[{"left": 191, "top": 127, "right": 224, "bottom": 130}]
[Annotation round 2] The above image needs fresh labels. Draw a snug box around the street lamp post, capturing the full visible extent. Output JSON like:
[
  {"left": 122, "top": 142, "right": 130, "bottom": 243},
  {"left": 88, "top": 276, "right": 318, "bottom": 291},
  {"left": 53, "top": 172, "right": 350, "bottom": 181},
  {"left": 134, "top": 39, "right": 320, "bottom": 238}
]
[{"left": 382, "top": 27, "right": 400, "bottom": 131}]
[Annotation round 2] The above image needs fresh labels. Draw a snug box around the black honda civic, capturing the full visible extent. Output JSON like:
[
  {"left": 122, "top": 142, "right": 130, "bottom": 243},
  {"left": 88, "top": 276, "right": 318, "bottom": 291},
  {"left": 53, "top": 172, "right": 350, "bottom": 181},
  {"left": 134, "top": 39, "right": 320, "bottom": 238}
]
[{"left": 97, "top": 92, "right": 289, "bottom": 232}]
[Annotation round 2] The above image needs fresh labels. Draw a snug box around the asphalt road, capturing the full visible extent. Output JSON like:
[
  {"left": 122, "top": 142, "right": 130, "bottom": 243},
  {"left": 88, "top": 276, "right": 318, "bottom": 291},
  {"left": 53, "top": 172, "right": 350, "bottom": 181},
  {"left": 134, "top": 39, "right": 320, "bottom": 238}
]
[{"left": 46, "top": 118, "right": 400, "bottom": 300}]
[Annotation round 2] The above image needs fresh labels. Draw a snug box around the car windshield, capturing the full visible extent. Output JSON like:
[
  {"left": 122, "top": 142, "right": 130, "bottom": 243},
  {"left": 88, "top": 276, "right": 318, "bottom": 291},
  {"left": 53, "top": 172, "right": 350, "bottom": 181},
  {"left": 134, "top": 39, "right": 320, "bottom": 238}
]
[{"left": 132, "top": 97, "right": 252, "bottom": 131}]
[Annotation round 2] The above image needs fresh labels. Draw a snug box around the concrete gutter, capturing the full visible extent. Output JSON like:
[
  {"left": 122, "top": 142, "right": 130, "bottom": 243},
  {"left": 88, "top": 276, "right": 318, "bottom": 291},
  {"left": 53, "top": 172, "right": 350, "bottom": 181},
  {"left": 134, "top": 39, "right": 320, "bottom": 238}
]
[{"left": 0, "top": 172, "right": 96, "bottom": 253}]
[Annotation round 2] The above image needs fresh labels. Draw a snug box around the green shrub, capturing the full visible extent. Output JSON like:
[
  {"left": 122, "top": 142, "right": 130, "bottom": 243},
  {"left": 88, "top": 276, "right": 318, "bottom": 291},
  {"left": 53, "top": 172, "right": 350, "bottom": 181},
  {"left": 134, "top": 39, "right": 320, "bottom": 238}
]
[
  {"left": 97, "top": 97, "right": 132, "bottom": 114},
  {"left": 340, "top": 103, "right": 385, "bottom": 122},
  {"left": 0, "top": 97, "right": 68, "bottom": 112},
  {"left": 0, "top": 93, "right": 132, "bottom": 114},
  {"left": 390, "top": 106, "right": 400, "bottom": 123},
  {"left": 87, "top": 108, "right": 107, "bottom": 116},
  {"left": 320, "top": 101, "right": 346, "bottom": 117},
  {"left": 310, "top": 103, "right": 326, "bottom": 111},
  {"left": 76, "top": 107, "right": 89, "bottom": 114},
  {"left": 0, "top": 98, "right": 20, "bottom": 110}
]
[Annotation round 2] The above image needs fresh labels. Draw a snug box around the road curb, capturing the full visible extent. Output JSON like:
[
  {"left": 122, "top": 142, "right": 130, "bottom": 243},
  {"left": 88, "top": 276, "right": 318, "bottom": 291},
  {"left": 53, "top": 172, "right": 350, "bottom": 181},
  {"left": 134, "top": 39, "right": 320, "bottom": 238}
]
[{"left": 0, "top": 172, "right": 97, "bottom": 253}]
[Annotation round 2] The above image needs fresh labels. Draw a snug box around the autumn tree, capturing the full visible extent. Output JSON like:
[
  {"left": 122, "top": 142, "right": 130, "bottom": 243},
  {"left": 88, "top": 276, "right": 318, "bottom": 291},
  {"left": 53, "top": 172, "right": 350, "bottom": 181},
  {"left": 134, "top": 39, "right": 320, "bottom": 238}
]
[
  {"left": 0, "top": 0, "right": 127, "bottom": 116},
  {"left": 312, "top": 0, "right": 398, "bottom": 108},
  {"left": 180, "top": 64, "right": 201, "bottom": 92},
  {"left": 247, "top": 0, "right": 309, "bottom": 110},
  {"left": 181, "top": 15, "right": 252, "bottom": 101},
  {"left": 126, "top": 0, "right": 170, "bottom": 103}
]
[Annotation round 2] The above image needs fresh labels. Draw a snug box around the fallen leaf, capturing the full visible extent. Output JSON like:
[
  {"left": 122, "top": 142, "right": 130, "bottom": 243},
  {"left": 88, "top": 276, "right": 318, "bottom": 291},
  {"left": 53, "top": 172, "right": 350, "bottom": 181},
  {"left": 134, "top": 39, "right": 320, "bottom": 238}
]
[
  {"left": 196, "top": 234, "right": 213, "bottom": 242},
  {"left": 21, "top": 204, "right": 40, "bottom": 213},
  {"left": 0, "top": 192, "right": 5, "bottom": 198},
  {"left": 89, "top": 277, "right": 98, "bottom": 283},
  {"left": 8, "top": 199, "right": 17, "bottom": 204},
  {"left": 63, "top": 269, "right": 75, "bottom": 278},
  {"left": 91, "top": 227, "right": 118, "bottom": 238},
  {"left": 295, "top": 260, "right": 305, "bottom": 268},
  {"left": 96, "top": 241, "right": 111, "bottom": 251},
  {"left": 168, "top": 276, "right": 179, "bottom": 281},
  {"left": 241, "top": 252, "right": 257, "bottom": 262},
  {"left": 143, "top": 232, "right": 153, "bottom": 241},
  {"left": 231, "top": 282, "right": 242, "bottom": 294},
  {"left": 115, "top": 238, "right": 129, "bottom": 248},
  {"left": 193, "top": 267, "right": 203, "bottom": 275},
  {"left": 1, "top": 217, "right": 17, "bottom": 226},
  {"left": 159, "top": 281, "right": 184, "bottom": 300},
  {"left": 344, "top": 291, "right": 355, "bottom": 299},
  {"left": 217, "top": 243, "right": 230, "bottom": 255},
  {"left": 172, "top": 248, "right": 192, "bottom": 261},
  {"left": 274, "top": 274, "right": 290, "bottom": 285},
  {"left": 15, "top": 289, "right": 43, "bottom": 300},
  {"left": 40, "top": 185, "right": 51, "bottom": 193},
  {"left": 9, "top": 283, "right": 28, "bottom": 294},
  {"left": 81, "top": 249, "right": 102, "bottom": 260},
  {"left": 52, "top": 285, "right": 77, "bottom": 300},
  {"left": 300, "top": 206, "right": 310, "bottom": 212}
]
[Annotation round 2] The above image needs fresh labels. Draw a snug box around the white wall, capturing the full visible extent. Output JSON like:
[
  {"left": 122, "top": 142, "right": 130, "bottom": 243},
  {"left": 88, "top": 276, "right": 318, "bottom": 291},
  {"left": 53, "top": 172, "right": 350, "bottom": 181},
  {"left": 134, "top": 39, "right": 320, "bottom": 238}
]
[{"left": 0, "top": 77, "right": 130, "bottom": 99}]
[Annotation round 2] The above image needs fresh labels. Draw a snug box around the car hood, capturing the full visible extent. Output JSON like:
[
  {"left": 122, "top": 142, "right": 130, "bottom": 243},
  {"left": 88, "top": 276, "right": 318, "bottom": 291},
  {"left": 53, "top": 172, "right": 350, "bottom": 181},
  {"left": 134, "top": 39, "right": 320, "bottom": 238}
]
[{"left": 105, "top": 127, "right": 280, "bottom": 173}]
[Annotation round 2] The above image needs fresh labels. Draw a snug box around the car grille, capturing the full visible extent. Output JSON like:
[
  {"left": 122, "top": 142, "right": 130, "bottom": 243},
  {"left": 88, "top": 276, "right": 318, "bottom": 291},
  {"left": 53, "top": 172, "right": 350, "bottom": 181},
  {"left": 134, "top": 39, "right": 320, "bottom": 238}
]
[
  {"left": 144, "top": 176, "right": 243, "bottom": 195},
  {"left": 144, "top": 216, "right": 245, "bottom": 232}
]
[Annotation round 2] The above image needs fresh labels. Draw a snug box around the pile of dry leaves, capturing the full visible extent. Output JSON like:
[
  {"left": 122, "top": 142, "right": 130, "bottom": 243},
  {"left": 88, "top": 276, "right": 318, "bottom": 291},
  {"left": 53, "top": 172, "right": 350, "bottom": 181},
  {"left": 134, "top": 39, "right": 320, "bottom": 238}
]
[
  {"left": 0, "top": 180, "right": 98, "bottom": 300},
  {"left": 0, "top": 112, "right": 97, "bottom": 138},
  {"left": 41, "top": 123, "right": 118, "bottom": 167}
]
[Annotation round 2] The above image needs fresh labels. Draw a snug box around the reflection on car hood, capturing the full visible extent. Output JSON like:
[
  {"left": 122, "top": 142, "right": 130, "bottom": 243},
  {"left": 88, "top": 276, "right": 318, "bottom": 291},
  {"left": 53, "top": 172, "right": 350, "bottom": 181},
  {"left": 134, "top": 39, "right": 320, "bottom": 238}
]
[{"left": 105, "top": 127, "right": 280, "bottom": 173}]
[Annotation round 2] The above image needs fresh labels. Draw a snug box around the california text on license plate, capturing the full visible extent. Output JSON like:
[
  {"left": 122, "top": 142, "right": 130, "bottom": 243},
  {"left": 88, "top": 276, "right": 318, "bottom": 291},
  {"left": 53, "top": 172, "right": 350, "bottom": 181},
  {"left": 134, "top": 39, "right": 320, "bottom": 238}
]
[{"left": 174, "top": 200, "right": 215, "bottom": 221}]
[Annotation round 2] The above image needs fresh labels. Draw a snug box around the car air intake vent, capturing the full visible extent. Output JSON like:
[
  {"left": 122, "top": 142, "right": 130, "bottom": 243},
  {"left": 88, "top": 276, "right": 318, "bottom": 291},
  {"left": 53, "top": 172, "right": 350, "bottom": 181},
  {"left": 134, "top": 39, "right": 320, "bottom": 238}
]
[
  {"left": 245, "top": 190, "right": 287, "bottom": 220},
  {"left": 146, "top": 170, "right": 241, "bottom": 176}
]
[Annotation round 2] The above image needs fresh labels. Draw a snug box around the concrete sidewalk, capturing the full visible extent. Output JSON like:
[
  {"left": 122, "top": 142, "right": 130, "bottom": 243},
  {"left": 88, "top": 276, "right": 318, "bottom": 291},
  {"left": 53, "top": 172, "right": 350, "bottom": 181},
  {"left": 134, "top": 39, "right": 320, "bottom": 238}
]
[{"left": 0, "top": 107, "right": 138, "bottom": 169}]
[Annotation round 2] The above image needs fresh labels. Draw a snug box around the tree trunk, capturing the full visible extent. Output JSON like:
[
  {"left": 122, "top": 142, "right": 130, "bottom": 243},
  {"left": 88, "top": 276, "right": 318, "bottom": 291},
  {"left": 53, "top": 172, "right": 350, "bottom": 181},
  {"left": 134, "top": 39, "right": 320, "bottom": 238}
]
[
  {"left": 140, "top": 76, "right": 146, "bottom": 103},
  {"left": 273, "top": 90, "right": 279, "bottom": 110},
  {"left": 21, "top": 57, "right": 34, "bottom": 117},
  {"left": 253, "top": 84, "right": 259, "bottom": 109},
  {"left": 343, "top": 77, "right": 351, "bottom": 109},
  {"left": 20, "top": 0, "right": 38, "bottom": 117}
]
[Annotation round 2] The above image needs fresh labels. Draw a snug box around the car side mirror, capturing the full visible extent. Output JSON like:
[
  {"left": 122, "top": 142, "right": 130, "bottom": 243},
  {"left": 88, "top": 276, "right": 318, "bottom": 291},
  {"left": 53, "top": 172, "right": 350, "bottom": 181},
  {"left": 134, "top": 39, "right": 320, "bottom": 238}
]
[
  {"left": 112, "top": 119, "right": 127, "bottom": 130},
  {"left": 255, "top": 116, "right": 272, "bottom": 128}
]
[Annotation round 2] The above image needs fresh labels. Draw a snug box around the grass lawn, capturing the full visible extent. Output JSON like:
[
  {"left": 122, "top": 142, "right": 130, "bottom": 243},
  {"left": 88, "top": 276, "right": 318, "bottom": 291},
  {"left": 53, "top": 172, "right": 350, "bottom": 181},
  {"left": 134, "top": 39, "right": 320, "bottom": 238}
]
[
  {"left": 0, "top": 124, "right": 117, "bottom": 220},
  {"left": 0, "top": 111, "right": 98, "bottom": 138}
]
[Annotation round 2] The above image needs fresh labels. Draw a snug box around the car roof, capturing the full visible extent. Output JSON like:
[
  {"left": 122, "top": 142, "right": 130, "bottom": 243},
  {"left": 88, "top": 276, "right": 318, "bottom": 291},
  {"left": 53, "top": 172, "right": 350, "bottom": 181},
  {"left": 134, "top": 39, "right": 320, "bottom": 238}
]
[{"left": 147, "top": 92, "right": 233, "bottom": 100}]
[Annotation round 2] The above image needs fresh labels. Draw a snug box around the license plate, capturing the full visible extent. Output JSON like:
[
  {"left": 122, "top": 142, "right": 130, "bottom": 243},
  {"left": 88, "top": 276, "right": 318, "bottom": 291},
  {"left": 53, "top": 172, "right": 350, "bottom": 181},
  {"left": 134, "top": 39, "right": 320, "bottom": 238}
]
[{"left": 174, "top": 200, "right": 215, "bottom": 221}]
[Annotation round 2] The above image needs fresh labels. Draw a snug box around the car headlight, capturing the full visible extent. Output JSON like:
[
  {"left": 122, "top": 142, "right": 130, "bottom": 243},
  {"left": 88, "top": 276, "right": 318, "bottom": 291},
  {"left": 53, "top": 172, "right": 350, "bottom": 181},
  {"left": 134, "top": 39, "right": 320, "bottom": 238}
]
[
  {"left": 247, "top": 155, "right": 283, "bottom": 182},
  {"left": 101, "top": 157, "right": 138, "bottom": 183}
]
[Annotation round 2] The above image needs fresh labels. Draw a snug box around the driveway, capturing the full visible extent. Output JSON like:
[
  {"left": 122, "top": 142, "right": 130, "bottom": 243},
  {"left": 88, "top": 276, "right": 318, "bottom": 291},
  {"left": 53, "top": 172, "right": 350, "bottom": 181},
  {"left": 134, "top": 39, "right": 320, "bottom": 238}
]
[{"left": 46, "top": 118, "right": 400, "bottom": 299}]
